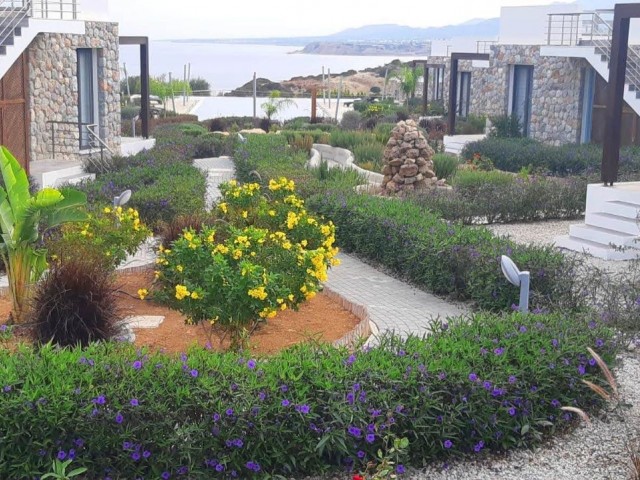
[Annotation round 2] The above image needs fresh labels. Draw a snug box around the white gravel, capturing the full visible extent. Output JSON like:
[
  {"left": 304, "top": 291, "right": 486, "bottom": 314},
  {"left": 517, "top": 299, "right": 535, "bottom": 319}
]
[{"left": 484, "top": 219, "right": 636, "bottom": 277}]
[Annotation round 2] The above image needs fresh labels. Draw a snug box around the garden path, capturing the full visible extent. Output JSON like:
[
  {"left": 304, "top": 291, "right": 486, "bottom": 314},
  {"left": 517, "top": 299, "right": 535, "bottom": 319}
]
[
  {"left": 193, "top": 156, "right": 236, "bottom": 210},
  {"left": 324, "top": 254, "right": 470, "bottom": 339}
]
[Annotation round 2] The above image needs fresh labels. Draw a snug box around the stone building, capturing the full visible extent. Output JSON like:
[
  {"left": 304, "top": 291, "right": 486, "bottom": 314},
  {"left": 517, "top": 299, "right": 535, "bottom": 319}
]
[
  {"left": 0, "top": 0, "right": 122, "bottom": 169},
  {"left": 419, "top": 3, "right": 640, "bottom": 147}
]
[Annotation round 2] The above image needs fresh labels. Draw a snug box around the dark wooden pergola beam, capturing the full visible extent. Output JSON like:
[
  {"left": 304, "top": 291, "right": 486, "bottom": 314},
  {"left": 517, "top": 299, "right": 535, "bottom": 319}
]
[
  {"left": 119, "top": 36, "right": 150, "bottom": 139},
  {"left": 447, "top": 52, "right": 489, "bottom": 135},
  {"left": 412, "top": 60, "right": 446, "bottom": 114},
  {"left": 602, "top": 4, "right": 640, "bottom": 185}
]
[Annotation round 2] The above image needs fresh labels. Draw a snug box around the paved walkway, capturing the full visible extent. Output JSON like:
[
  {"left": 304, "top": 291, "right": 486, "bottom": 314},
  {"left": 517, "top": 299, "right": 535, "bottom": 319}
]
[
  {"left": 193, "top": 156, "right": 236, "bottom": 210},
  {"left": 325, "top": 254, "right": 471, "bottom": 339}
]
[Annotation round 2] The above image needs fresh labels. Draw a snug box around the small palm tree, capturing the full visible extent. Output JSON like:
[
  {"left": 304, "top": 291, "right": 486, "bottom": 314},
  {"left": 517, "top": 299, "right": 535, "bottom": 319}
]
[
  {"left": 392, "top": 66, "right": 424, "bottom": 106},
  {"left": 261, "top": 90, "right": 296, "bottom": 122}
]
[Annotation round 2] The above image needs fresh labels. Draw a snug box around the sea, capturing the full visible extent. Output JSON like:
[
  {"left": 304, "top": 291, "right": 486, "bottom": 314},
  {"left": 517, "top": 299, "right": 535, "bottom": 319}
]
[{"left": 119, "top": 41, "right": 422, "bottom": 121}]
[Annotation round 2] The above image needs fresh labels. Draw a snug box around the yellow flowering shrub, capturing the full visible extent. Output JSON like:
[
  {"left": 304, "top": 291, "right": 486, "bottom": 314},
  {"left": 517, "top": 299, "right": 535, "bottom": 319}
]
[
  {"left": 154, "top": 178, "right": 339, "bottom": 349},
  {"left": 47, "top": 205, "right": 151, "bottom": 270}
]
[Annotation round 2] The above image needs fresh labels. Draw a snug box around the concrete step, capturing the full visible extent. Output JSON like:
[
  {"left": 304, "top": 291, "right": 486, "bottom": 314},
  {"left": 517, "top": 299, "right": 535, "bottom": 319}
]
[
  {"left": 53, "top": 172, "right": 95, "bottom": 187},
  {"left": 555, "top": 234, "right": 640, "bottom": 260},
  {"left": 569, "top": 223, "right": 638, "bottom": 247},
  {"left": 33, "top": 163, "right": 85, "bottom": 189},
  {"left": 601, "top": 199, "right": 640, "bottom": 220},
  {"left": 585, "top": 212, "right": 640, "bottom": 235}
]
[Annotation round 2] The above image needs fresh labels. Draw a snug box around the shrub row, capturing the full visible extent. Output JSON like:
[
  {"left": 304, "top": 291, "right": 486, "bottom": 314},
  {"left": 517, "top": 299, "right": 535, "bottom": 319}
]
[
  {"left": 120, "top": 114, "right": 200, "bottom": 137},
  {"left": 0, "top": 311, "right": 614, "bottom": 478},
  {"left": 412, "top": 170, "right": 587, "bottom": 224},
  {"left": 461, "top": 137, "right": 640, "bottom": 176},
  {"left": 308, "top": 192, "right": 574, "bottom": 312}
]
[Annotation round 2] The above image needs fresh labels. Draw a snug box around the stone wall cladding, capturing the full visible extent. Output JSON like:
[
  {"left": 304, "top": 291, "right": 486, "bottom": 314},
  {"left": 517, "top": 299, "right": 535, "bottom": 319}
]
[
  {"left": 29, "top": 21, "right": 121, "bottom": 161},
  {"left": 468, "top": 44, "right": 588, "bottom": 145}
]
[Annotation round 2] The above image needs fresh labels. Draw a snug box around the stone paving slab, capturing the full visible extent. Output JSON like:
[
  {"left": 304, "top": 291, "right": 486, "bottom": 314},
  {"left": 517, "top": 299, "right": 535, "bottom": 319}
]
[
  {"left": 324, "top": 254, "right": 471, "bottom": 339},
  {"left": 193, "top": 156, "right": 236, "bottom": 210},
  {"left": 121, "top": 315, "right": 165, "bottom": 329}
]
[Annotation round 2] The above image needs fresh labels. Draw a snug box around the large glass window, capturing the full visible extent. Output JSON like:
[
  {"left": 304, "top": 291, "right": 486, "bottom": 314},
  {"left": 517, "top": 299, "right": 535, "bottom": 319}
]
[
  {"left": 77, "top": 48, "right": 98, "bottom": 149},
  {"left": 457, "top": 71, "right": 471, "bottom": 118}
]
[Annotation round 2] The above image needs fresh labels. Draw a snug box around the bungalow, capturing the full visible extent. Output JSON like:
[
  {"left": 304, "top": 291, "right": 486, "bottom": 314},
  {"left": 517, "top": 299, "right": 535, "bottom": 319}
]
[{"left": 0, "top": 0, "right": 150, "bottom": 183}]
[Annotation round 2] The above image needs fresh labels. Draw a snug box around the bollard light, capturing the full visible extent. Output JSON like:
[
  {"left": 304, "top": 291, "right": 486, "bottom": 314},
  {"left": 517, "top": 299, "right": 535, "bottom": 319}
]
[
  {"left": 113, "top": 189, "right": 132, "bottom": 208},
  {"left": 500, "top": 255, "right": 530, "bottom": 313}
]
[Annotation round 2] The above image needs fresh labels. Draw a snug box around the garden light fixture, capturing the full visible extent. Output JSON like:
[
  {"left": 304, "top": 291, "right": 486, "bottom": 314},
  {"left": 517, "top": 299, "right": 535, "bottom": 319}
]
[
  {"left": 113, "top": 189, "right": 132, "bottom": 208},
  {"left": 500, "top": 255, "right": 530, "bottom": 313}
]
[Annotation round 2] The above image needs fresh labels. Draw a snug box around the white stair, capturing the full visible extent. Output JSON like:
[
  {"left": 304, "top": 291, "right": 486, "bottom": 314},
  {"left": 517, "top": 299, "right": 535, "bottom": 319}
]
[{"left": 554, "top": 183, "right": 640, "bottom": 260}]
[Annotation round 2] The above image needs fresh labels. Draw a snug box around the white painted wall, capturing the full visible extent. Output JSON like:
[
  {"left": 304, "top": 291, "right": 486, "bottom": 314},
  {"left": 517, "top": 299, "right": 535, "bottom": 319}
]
[
  {"left": 79, "top": 0, "right": 110, "bottom": 21},
  {"left": 499, "top": 3, "right": 581, "bottom": 45}
]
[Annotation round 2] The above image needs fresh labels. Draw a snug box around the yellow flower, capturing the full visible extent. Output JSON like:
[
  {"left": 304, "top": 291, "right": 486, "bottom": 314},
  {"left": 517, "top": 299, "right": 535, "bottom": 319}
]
[
  {"left": 214, "top": 244, "right": 229, "bottom": 255},
  {"left": 282, "top": 241, "right": 292, "bottom": 250},
  {"left": 183, "top": 231, "right": 194, "bottom": 242},
  {"left": 331, "top": 257, "right": 341, "bottom": 266},
  {"left": 190, "top": 291, "right": 201, "bottom": 300},
  {"left": 286, "top": 211, "right": 299, "bottom": 230},
  {"left": 305, "top": 291, "right": 317, "bottom": 300},
  {"left": 288, "top": 294, "right": 295, "bottom": 301},
  {"left": 103, "top": 207, "right": 112, "bottom": 214},
  {"left": 154, "top": 270, "right": 161, "bottom": 279},
  {"left": 321, "top": 225, "right": 332, "bottom": 236},
  {"left": 218, "top": 202, "right": 228, "bottom": 214},
  {"left": 228, "top": 179, "right": 238, "bottom": 187},
  {"left": 242, "top": 211, "right": 248, "bottom": 219},
  {"left": 175, "top": 284, "right": 190, "bottom": 300},
  {"left": 209, "top": 316, "right": 219, "bottom": 326},
  {"left": 207, "top": 233, "right": 215, "bottom": 243},
  {"left": 233, "top": 249, "right": 243, "bottom": 260},
  {"left": 137, "top": 288, "right": 148, "bottom": 300},
  {"left": 176, "top": 265, "right": 184, "bottom": 272},
  {"left": 80, "top": 230, "right": 88, "bottom": 236},
  {"left": 280, "top": 303, "right": 288, "bottom": 311},
  {"left": 248, "top": 286, "right": 268, "bottom": 300},
  {"left": 268, "top": 210, "right": 276, "bottom": 217},
  {"left": 276, "top": 298, "right": 284, "bottom": 304},
  {"left": 300, "top": 239, "right": 308, "bottom": 247}
]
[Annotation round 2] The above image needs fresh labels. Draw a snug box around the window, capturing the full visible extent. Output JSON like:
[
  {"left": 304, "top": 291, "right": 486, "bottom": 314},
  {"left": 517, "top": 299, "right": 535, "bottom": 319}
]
[
  {"left": 457, "top": 71, "right": 471, "bottom": 118},
  {"left": 77, "top": 48, "right": 98, "bottom": 149},
  {"left": 580, "top": 67, "right": 596, "bottom": 144},
  {"left": 509, "top": 65, "right": 534, "bottom": 136}
]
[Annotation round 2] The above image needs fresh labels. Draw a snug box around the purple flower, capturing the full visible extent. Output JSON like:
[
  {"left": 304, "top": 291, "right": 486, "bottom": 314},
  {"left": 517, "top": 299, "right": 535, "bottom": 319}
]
[
  {"left": 296, "top": 404, "right": 310, "bottom": 414},
  {"left": 508, "top": 407, "right": 517, "bottom": 416},
  {"left": 130, "top": 398, "right": 139, "bottom": 407},
  {"left": 115, "top": 413, "right": 124, "bottom": 424},
  {"left": 216, "top": 464, "right": 224, "bottom": 472},
  {"left": 357, "top": 450, "right": 366, "bottom": 459},
  {"left": 225, "top": 408, "right": 234, "bottom": 416},
  {"left": 247, "top": 359, "right": 257, "bottom": 370},
  {"left": 345, "top": 354, "right": 356, "bottom": 366},
  {"left": 143, "top": 450, "right": 151, "bottom": 458},
  {"left": 213, "top": 413, "right": 221, "bottom": 422},
  {"left": 508, "top": 375, "right": 517, "bottom": 384},
  {"left": 281, "top": 399, "right": 290, "bottom": 407},
  {"left": 595, "top": 338, "right": 605, "bottom": 348},
  {"left": 132, "top": 360, "right": 142, "bottom": 370},
  {"left": 94, "top": 395, "right": 106, "bottom": 405},
  {"left": 245, "top": 461, "right": 260, "bottom": 472},
  {"left": 474, "top": 441, "right": 485, "bottom": 452},
  {"left": 551, "top": 399, "right": 561, "bottom": 408},
  {"left": 190, "top": 369, "right": 199, "bottom": 378},
  {"left": 468, "top": 373, "right": 478, "bottom": 382},
  {"left": 280, "top": 384, "right": 289, "bottom": 393},
  {"left": 483, "top": 380, "right": 492, "bottom": 390},
  {"left": 578, "top": 365, "right": 586, "bottom": 375},
  {"left": 494, "top": 347, "right": 504, "bottom": 356},
  {"left": 57, "top": 450, "right": 66, "bottom": 460},
  {"left": 2, "top": 385, "right": 11, "bottom": 393},
  {"left": 396, "top": 464, "right": 406, "bottom": 474},
  {"left": 443, "top": 439, "right": 453, "bottom": 449},
  {"left": 589, "top": 358, "right": 597, "bottom": 366},
  {"left": 68, "top": 449, "right": 76, "bottom": 460},
  {"left": 519, "top": 325, "right": 528, "bottom": 333},
  {"left": 348, "top": 425, "right": 362, "bottom": 437},
  {"left": 132, "top": 451, "right": 141, "bottom": 461},
  {"left": 258, "top": 391, "right": 266, "bottom": 401},
  {"left": 346, "top": 392, "right": 355, "bottom": 404},
  {"left": 161, "top": 473, "right": 171, "bottom": 480},
  {"left": 438, "top": 372, "right": 446, "bottom": 380}
]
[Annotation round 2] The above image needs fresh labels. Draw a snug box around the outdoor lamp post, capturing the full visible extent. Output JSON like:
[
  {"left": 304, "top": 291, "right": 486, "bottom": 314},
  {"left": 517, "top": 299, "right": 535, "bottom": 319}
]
[
  {"left": 113, "top": 189, "right": 132, "bottom": 208},
  {"left": 500, "top": 255, "right": 530, "bottom": 313}
]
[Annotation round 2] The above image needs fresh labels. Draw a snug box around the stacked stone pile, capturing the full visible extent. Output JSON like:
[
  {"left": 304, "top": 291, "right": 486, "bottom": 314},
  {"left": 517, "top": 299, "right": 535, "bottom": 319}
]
[{"left": 381, "top": 120, "right": 445, "bottom": 194}]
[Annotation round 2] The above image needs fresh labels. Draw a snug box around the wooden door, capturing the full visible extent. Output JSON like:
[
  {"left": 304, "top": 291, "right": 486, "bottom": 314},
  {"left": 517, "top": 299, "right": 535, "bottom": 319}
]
[{"left": 0, "top": 50, "right": 29, "bottom": 171}]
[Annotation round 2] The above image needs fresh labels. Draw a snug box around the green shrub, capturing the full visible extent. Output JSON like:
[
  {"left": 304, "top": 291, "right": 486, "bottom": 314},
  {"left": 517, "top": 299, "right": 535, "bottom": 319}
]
[
  {"left": 456, "top": 114, "right": 486, "bottom": 135},
  {"left": 340, "top": 110, "right": 363, "bottom": 130},
  {"left": 352, "top": 140, "right": 385, "bottom": 171},
  {"left": 414, "top": 173, "right": 586, "bottom": 224},
  {"left": 120, "top": 105, "right": 140, "bottom": 121},
  {"left": 120, "top": 114, "right": 199, "bottom": 137},
  {"left": 76, "top": 163, "right": 206, "bottom": 230},
  {"left": 0, "top": 312, "right": 615, "bottom": 477},
  {"left": 308, "top": 192, "right": 574, "bottom": 311},
  {"left": 176, "top": 123, "right": 208, "bottom": 137},
  {"left": 489, "top": 114, "right": 523, "bottom": 138},
  {"left": 373, "top": 122, "right": 395, "bottom": 144},
  {"left": 461, "top": 138, "right": 640, "bottom": 176},
  {"left": 433, "top": 153, "right": 459, "bottom": 180}
]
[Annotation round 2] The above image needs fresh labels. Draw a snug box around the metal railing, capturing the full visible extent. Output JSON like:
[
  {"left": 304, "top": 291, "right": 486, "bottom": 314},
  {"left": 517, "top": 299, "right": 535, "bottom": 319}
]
[
  {"left": 546, "top": 10, "right": 640, "bottom": 91},
  {"left": 476, "top": 40, "right": 497, "bottom": 54},
  {"left": 48, "top": 120, "right": 113, "bottom": 172},
  {"left": 32, "top": 0, "right": 78, "bottom": 20},
  {"left": 0, "top": 0, "right": 31, "bottom": 50}
]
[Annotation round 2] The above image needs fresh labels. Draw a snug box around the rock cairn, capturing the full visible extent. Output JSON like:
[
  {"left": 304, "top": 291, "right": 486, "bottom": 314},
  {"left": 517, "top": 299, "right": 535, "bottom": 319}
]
[{"left": 381, "top": 120, "right": 443, "bottom": 194}]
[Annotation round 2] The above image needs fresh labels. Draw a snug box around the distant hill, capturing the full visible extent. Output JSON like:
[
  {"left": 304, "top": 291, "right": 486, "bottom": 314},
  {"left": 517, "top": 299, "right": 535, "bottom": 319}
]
[{"left": 172, "top": 18, "right": 500, "bottom": 46}]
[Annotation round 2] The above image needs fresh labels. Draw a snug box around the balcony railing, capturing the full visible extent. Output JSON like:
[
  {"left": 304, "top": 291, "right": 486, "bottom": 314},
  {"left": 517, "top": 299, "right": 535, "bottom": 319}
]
[
  {"left": 476, "top": 40, "right": 497, "bottom": 54},
  {"left": 32, "top": 0, "right": 79, "bottom": 20},
  {"left": 546, "top": 9, "right": 613, "bottom": 46}
]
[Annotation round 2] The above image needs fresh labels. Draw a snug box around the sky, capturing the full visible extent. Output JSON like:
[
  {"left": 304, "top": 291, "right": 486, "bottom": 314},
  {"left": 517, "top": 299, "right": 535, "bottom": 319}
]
[{"left": 109, "top": 0, "right": 577, "bottom": 40}]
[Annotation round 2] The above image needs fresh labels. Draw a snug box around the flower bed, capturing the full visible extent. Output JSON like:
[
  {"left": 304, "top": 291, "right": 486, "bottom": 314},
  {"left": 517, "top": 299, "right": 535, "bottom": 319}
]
[{"left": 0, "top": 311, "right": 614, "bottom": 478}]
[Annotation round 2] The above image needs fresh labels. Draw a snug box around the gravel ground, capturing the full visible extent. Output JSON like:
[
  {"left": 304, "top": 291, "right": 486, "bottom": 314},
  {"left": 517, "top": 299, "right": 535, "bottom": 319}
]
[{"left": 484, "top": 219, "right": 636, "bottom": 277}]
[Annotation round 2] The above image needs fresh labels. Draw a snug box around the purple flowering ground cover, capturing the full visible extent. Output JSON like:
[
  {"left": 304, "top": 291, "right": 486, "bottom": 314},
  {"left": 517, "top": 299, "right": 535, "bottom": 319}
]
[{"left": 0, "top": 311, "right": 614, "bottom": 478}]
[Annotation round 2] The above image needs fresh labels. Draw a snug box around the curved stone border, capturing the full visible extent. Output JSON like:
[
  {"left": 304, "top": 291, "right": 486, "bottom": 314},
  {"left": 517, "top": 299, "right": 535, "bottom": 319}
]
[
  {"left": 323, "top": 285, "right": 375, "bottom": 349},
  {"left": 309, "top": 144, "right": 384, "bottom": 186}
]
